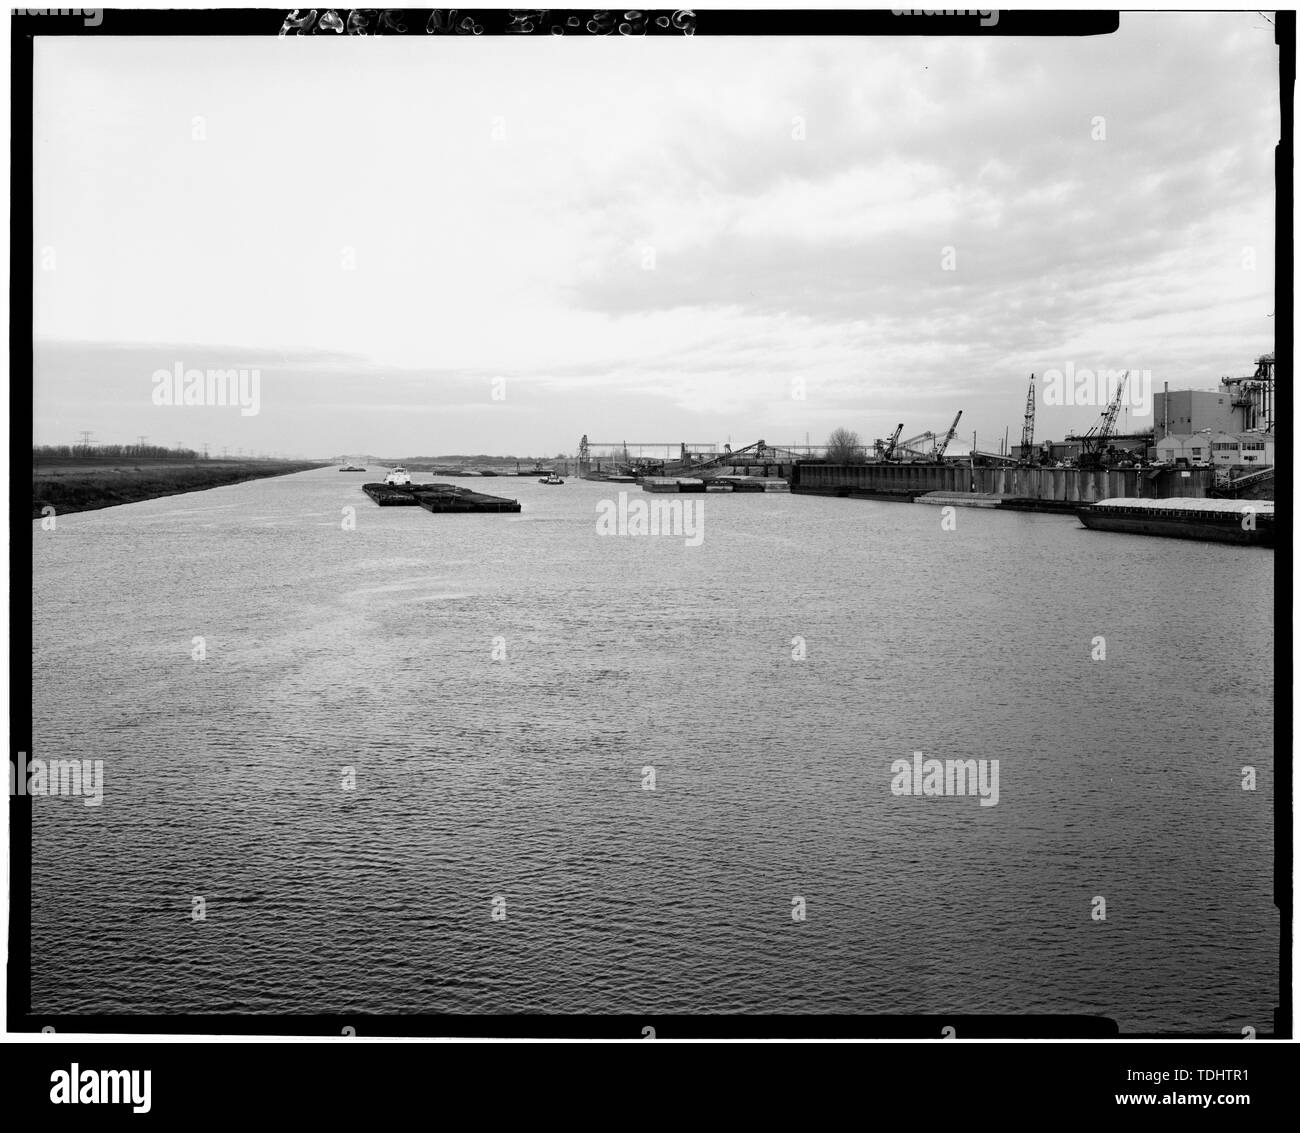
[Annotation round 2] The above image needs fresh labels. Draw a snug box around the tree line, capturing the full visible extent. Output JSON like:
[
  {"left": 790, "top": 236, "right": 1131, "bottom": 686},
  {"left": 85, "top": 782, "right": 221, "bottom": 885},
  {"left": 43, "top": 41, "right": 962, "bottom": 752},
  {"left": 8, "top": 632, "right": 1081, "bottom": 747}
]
[{"left": 34, "top": 444, "right": 202, "bottom": 462}]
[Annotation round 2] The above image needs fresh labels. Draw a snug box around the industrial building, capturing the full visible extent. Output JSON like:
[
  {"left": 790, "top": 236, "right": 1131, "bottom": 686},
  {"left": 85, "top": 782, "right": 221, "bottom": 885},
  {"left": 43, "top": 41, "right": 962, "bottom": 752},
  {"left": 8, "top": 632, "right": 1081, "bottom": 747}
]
[
  {"left": 1154, "top": 353, "right": 1275, "bottom": 438},
  {"left": 1154, "top": 389, "right": 1237, "bottom": 438},
  {"left": 1155, "top": 431, "right": 1275, "bottom": 469}
]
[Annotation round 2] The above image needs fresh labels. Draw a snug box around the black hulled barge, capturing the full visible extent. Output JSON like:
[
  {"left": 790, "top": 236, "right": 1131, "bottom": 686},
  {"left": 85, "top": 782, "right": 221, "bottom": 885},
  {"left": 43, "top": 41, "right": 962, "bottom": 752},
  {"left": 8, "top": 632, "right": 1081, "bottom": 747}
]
[{"left": 1078, "top": 498, "right": 1273, "bottom": 546}]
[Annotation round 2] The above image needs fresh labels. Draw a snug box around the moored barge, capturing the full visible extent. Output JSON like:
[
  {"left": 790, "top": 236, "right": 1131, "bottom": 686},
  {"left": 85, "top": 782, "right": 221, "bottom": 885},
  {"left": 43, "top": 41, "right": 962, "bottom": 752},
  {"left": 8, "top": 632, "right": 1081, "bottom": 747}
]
[{"left": 1078, "top": 497, "right": 1273, "bottom": 546}]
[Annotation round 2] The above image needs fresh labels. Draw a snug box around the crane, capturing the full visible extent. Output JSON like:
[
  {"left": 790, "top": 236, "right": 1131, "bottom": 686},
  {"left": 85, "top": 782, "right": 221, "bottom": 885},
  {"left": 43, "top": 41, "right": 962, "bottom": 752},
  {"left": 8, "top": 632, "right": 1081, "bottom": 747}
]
[
  {"left": 876, "top": 423, "right": 904, "bottom": 460},
  {"left": 892, "top": 412, "right": 963, "bottom": 461},
  {"left": 1077, "top": 370, "right": 1128, "bottom": 469},
  {"left": 895, "top": 430, "right": 936, "bottom": 457},
  {"left": 1020, "top": 374, "right": 1036, "bottom": 464},
  {"left": 934, "top": 410, "right": 963, "bottom": 460}
]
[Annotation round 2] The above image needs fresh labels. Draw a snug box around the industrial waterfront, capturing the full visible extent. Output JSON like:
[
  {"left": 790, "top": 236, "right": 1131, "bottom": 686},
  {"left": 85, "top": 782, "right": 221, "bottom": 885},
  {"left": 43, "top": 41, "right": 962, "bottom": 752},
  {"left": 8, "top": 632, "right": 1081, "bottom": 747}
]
[
  {"left": 29, "top": 466, "right": 1276, "bottom": 1030},
  {"left": 565, "top": 355, "right": 1278, "bottom": 519}
]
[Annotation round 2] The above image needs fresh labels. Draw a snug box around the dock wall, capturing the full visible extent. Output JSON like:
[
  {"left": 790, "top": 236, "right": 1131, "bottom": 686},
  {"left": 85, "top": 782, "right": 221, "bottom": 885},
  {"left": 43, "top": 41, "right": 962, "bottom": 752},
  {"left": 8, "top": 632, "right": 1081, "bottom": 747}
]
[{"left": 794, "top": 464, "right": 1214, "bottom": 502}]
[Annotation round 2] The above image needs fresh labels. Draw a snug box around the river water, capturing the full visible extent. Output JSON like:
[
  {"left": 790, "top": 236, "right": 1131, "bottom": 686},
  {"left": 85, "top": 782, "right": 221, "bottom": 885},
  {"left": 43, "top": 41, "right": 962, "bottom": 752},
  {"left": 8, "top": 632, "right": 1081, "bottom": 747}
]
[{"left": 29, "top": 467, "right": 1276, "bottom": 1031}]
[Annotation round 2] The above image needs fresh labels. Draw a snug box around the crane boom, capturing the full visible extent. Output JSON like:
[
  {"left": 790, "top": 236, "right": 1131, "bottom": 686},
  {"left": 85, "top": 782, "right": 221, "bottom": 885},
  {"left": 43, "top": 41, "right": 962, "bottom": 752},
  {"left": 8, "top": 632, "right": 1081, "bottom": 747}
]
[
  {"left": 935, "top": 410, "right": 963, "bottom": 460},
  {"left": 878, "top": 423, "right": 904, "bottom": 460},
  {"left": 1020, "top": 375, "right": 1035, "bottom": 464},
  {"left": 1078, "top": 370, "right": 1128, "bottom": 468},
  {"left": 1097, "top": 373, "right": 1127, "bottom": 438},
  {"left": 896, "top": 430, "right": 935, "bottom": 450}
]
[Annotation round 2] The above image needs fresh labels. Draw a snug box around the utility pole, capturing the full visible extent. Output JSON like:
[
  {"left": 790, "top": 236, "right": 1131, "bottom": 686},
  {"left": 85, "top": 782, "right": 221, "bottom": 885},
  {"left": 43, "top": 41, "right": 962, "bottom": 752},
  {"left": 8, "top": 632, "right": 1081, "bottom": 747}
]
[{"left": 77, "top": 430, "right": 93, "bottom": 446}]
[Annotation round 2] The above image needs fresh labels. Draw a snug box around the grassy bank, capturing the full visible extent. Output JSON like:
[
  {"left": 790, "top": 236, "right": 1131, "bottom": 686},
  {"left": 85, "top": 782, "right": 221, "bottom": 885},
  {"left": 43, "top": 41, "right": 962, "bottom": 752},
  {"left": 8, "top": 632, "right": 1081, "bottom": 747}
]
[{"left": 32, "top": 459, "right": 327, "bottom": 519}]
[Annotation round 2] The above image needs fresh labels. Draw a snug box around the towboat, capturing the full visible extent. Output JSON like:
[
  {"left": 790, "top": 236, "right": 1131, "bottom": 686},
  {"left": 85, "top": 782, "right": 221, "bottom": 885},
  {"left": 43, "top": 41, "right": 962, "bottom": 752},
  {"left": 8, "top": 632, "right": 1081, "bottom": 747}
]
[
  {"left": 538, "top": 474, "right": 565, "bottom": 484},
  {"left": 383, "top": 466, "right": 412, "bottom": 486}
]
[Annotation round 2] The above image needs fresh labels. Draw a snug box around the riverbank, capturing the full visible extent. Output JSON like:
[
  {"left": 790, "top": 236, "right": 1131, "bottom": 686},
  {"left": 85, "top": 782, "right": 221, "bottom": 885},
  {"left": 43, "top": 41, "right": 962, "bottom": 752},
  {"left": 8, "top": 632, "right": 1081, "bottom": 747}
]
[{"left": 32, "top": 458, "right": 326, "bottom": 518}]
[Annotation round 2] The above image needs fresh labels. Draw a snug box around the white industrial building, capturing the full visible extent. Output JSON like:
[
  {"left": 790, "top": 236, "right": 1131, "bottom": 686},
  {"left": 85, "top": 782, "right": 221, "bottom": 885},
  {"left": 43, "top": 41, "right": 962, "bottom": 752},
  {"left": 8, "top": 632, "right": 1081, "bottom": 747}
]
[{"left": 1155, "top": 432, "right": 1274, "bottom": 468}]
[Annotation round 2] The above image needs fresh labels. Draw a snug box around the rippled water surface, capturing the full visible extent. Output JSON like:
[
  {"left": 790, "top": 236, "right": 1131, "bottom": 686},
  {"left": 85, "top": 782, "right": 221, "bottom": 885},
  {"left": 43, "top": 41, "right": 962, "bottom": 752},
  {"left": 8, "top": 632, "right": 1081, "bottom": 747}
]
[{"left": 30, "top": 468, "right": 1276, "bottom": 1031}]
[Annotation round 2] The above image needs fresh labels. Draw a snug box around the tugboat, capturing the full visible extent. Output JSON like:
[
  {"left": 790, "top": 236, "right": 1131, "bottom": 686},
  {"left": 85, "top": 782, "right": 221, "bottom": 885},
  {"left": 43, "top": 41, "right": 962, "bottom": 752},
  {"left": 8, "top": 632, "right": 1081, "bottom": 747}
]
[
  {"left": 538, "top": 473, "right": 565, "bottom": 485},
  {"left": 383, "top": 466, "right": 412, "bottom": 486}
]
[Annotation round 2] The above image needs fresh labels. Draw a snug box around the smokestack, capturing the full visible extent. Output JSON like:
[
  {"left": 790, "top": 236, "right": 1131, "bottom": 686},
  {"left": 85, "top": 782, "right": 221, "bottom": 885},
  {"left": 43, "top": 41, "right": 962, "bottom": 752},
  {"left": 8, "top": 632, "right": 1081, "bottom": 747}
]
[{"left": 1163, "top": 381, "right": 1168, "bottom": 439}]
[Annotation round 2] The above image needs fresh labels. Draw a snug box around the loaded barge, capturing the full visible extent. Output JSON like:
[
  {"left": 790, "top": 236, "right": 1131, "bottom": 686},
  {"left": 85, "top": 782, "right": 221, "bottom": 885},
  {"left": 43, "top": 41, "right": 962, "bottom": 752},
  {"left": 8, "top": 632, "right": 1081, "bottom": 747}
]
[
  {"left": 1078, "top": 498, "right": 1273, "bottom": 546},
  {"left": 361, "top": 481, "right": 521, "bottom": 513}
]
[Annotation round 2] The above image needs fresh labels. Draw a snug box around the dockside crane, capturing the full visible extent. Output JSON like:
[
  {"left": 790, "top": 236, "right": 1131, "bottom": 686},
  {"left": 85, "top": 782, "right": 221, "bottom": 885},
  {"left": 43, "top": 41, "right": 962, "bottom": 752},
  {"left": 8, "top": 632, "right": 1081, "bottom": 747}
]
[
  {"left": 1020, "top": 374, "right": 1036, "bottom": 464},
  {"left": 895, "top": 430, "right": 936, "bottom": 458},
  {"left": 934, "top": 410, "right": 963, "bottom": 460},
  {"left": 876, "top": 423, "right": 904, "bottom": 460},
  {"left": 1077, "top": 370, "right": 1128, "bottom": 469}
]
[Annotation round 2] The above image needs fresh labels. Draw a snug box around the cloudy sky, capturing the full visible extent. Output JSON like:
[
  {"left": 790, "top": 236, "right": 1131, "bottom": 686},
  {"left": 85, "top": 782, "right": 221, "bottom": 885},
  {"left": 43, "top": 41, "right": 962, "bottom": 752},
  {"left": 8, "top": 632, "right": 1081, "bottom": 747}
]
[{"left": 33, "top": 14, "right": 1278, "bottom": 457}]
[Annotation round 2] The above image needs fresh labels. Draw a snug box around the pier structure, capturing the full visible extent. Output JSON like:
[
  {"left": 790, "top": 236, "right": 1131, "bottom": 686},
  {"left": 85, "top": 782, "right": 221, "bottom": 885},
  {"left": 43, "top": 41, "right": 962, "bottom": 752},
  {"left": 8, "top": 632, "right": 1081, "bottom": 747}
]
[
  {"left": 576, "top": 434, "right": 1239, "bottom": 508},
  {"left": 795, "top": 462, "right": 1216, "bottom": 509},
  {"left": 577, "top": 436, "right": 820, "bottom": 481},
  {"left": 577, "top": 437, "right": 721, "bottom": 479}
]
